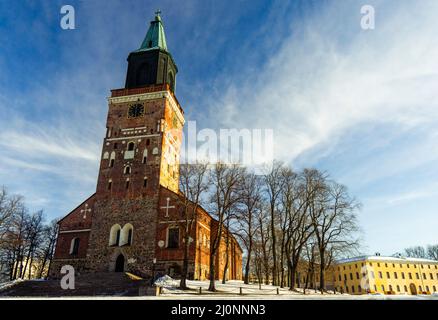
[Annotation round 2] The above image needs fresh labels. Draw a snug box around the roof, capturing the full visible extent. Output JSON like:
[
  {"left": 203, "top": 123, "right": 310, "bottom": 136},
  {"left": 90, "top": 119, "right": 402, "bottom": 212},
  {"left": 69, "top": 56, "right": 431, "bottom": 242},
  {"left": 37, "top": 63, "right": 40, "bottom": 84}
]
[
  {"left": 336, "top": 255, "right": 438, "bottom": 265},
  {"left": 57, "top": 193, "right": 96, "bottom": 224},
  {"left": 134, "top": 11, "right": 168, "bottom": 53}
]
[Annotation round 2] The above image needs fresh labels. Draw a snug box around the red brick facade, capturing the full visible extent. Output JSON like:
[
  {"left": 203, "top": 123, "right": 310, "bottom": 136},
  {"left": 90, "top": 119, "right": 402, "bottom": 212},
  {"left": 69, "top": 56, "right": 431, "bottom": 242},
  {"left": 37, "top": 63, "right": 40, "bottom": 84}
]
[{"left": 49, "top": 84, "right": 242, "bottom": 281}]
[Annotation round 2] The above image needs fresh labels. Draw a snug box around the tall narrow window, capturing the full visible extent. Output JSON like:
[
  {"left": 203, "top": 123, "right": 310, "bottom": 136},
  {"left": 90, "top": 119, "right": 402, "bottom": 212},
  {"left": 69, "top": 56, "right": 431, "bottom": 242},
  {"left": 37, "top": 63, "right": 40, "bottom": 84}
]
[
  {"left": 124, "top": 166, "right": 131, "bottom": 174},
  {"left": 108, "top": 180, "right": 112, "bottom": 190},
  {"left": 143, "top": 149, "right": 148, "bottom": 164},
  {"left": 167, "top": 227, "right": 179, "bottom": 248},
  {"left": 116, "top": 229, "right": 120, "bottom": 246},
  {"left": 70, "top": 238, "right": 80, "bottom": 255},
  {"left": 127, "top": 229, "right": 133, "bottom": 245},
  {"left": 127, "top": 142, "right": 135, "bottom": 151},
  {"left": 109, "top": 151, "right": 116, "bottom": 167},
  {"left": 125, "top": 179, "right": 130, "bottom": 189},
  {"left": 143, "top": 177, "right": 148, "bottom": 188},
  {"left": 109, "top": 224, "right": 121, "bottom": 246}
]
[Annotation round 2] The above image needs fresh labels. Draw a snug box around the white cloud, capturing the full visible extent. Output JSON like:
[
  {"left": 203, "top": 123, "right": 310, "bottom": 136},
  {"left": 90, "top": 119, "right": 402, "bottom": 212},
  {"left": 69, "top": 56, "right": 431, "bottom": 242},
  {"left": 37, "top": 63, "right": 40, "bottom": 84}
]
[{"left": 205, "top": 1, "right": 438, "bottom": 172}]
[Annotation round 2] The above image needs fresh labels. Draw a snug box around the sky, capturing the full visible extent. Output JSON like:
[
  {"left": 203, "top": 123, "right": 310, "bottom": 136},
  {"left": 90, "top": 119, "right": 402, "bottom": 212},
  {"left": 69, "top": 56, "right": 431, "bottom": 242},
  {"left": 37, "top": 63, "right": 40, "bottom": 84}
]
[{"left": 0, "top": 0, "right": 437, "bottom": 257}]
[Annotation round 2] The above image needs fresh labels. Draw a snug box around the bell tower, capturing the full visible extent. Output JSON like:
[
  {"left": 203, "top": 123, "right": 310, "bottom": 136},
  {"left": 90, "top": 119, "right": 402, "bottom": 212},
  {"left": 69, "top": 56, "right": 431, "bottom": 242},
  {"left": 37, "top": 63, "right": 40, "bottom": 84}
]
[
  {"left": 125, "top": 11, "right": 178, "bottom": 92},
  {"left": 85, "top": 11, "right": 184, "bottom": 277}
]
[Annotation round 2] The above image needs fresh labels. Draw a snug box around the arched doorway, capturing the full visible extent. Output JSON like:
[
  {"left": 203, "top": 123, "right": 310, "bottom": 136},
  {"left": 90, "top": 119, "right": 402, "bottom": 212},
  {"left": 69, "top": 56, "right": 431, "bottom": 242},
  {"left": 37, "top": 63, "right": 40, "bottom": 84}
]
[
  {"left": 115, "top": 254, "right": 125, "bottom": 272},
  {"left": 409, "top": 283, "right": 417, "bottom": 295}
]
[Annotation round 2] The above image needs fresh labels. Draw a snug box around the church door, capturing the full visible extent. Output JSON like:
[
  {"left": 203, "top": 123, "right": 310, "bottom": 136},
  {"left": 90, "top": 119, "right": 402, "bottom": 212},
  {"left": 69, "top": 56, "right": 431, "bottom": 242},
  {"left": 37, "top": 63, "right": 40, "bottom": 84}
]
[
  {"left": 409, "top": 283, "right": 417, "bottom": 295},
  {"left": 115, "top": 254, "right": 125, "bottom": 272}
]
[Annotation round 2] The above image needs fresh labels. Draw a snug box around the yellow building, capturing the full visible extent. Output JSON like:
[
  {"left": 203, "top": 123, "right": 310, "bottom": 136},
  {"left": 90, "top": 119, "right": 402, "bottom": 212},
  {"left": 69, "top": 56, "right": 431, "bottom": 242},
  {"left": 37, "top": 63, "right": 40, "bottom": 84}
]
[{"left": 334, "top": 255, "right": 438, "bottom": 295}]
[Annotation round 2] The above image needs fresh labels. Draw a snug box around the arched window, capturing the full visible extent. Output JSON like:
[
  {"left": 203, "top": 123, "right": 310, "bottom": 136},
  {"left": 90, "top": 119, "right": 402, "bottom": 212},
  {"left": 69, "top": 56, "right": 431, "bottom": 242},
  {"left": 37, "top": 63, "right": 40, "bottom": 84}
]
[
  {"left": 103, "top": 151, "right": 109, "bottom": 160},
  {"left": 70, "top": 238, "right": 80, "bottom": 255},
  {"left": 127, "top": 142, "right": 135, "bottom": 151},
  {"left": 109, "top": 224, "right": 122, "bottom": 246},
  {"left": 124, "top": 166, "right": 131, "bottom": 174},
  {"left": 120, "top": 224, "right": 134, "bottom": 246},
  {"left": 168, "top": 71, "right": 175, "bottom": 91},
  {"left": 142, "top": 149, "right": 148, "bottom": 164},
  {"left": 109, "top": 151, "right": 116, "bottom": 167}
]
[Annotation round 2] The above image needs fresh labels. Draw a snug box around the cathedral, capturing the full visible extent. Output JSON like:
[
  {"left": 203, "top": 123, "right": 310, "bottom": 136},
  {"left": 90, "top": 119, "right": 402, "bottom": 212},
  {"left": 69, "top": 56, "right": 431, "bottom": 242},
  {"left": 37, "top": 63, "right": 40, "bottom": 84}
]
[{"left": 49, "top": 12, "right": 242, "bottom": 282}]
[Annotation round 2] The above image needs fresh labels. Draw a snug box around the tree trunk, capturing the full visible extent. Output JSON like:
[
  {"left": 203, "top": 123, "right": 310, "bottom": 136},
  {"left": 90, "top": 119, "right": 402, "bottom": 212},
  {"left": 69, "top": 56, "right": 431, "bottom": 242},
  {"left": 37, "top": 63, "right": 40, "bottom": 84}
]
[
  {"left": 244, "top": 244, "right": 252, "bottom": 284},
  {"left": 319, "top": 249, "right": 325, "bottom": 294},
  {"left": 179, "top": 233, "right": 190, "bottom": 290},
  {"left": 208, "top": 252, "right": 217, "bottom": 291}
]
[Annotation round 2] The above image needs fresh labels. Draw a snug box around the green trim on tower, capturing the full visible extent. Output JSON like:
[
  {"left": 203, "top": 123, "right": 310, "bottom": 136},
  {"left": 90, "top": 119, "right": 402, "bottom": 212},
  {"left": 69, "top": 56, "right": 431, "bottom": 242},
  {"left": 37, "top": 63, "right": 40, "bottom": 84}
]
[{"left": 136, "top": 11, "right": 168, "bottom": 52}]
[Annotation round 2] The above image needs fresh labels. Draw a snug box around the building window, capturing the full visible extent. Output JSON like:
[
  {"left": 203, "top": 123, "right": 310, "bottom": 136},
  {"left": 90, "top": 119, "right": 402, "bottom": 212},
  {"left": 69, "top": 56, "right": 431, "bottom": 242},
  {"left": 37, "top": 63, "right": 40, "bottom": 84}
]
[
  {"left": 394, "top": 272, "right": 398, "bottom": 279},
  {"left": 430, "top": 273, "right": 434, "bottom": 280},
  {"left": 124, "top": 166, "right": 131, "bottom": 174},
  {"left": 378, "top": 271, "right": 383, "bottom": 279},
  {"left": 126, "top": 179, "right": 130, "bottom": 189},
  {"left": 70, "top": 238, "right": 80, "bottom": 255},
  {"left": 433, "top": 286, "right": 436, "bottom": 292},
  {"left": 167, "top": 227, "right": 179, "bottom": 249},
  {"left": 108, "top": 180, "right": 112, "bottom": 190},
  {"left": 401, "top": 272, "right": 405, "bottom": 279},
  {"left": 114, "top": 143, "right": 118, "bottom": 149},
  {"left": 426, "top": 286, "right": 430, "bottom": 292},
  {"left": 142, "top": 149, "right": 148, "bottom": 163},
  {"left": 127, "top": 142, "right": 135, "bottom": 151},
  {"left": 143, "top": 177, "right": 148, "bottom": 188},
  {"left": 120, "top": 224, "right": 133, "bottom": 246},
  {"left": 409, "top": 272, "right": 412, "bottom": 279},
  {"left": 146, "top": 139, "right": 150, "bottom": 146},
  {"left": 356, "top": 272, "right": 360, "bottom": 279},
  {"left": 389, "top": 285, "right": 393, "bottom": 292},
  {"left": 109, "top": 224, "right": 122, "bottom": 246},
  {"left": 381, "top": 285, "right": 385, "bottom": 292},
  {"left": 351, "top": 286, "right": 355, "bottom": 293},
  {"left": 109, "top": 151, "right": 116, "bottom": 167},
  {"left": 416, "top": 273, "right": 419, "bottom": 279},
  {"left": 350, "top": 273, "right": 353, "bottom": 280},
  {"left": 396, "top": 285, "right": 400, "bottom": 292},
  {"left": 404, "top": 285, "right": 408, "bottom": 292},
  {"left": 386, "top": 272, "right": 390, "bottom": 279}
]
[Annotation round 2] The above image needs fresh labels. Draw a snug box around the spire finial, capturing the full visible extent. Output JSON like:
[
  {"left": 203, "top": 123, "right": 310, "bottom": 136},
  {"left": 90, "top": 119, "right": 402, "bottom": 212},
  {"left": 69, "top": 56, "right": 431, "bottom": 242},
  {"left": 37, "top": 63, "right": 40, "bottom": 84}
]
[{"left": 155, "top": 9, "right": 161, "bottom": 16}]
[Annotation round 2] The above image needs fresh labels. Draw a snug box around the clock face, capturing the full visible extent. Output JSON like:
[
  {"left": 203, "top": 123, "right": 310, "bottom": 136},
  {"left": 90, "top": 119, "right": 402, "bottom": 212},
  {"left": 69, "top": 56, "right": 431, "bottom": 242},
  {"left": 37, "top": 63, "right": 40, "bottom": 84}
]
[{"left": 128, "top": 104, "right": 144, "bottom": 118}]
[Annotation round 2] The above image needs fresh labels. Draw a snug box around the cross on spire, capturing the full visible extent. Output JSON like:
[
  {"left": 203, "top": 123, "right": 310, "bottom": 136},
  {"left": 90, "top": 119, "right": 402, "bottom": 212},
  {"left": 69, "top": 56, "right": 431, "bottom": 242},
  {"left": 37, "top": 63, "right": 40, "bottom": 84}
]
[
  {"left": 160, "top": 197, "right": 175, "bottom": 217},
  {"left": 155, "top": 9, "right": 161, "bottom": 16},
  {"left": 80, "top": 203, "right": 92, "bottom": 219}
]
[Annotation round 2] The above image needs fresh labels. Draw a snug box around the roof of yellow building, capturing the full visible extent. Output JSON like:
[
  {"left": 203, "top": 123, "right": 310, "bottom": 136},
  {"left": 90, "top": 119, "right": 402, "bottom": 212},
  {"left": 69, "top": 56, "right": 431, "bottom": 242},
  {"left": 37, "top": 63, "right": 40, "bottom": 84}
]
[{"left": 336, "top": 255, "right": 438, "bottom": 265}]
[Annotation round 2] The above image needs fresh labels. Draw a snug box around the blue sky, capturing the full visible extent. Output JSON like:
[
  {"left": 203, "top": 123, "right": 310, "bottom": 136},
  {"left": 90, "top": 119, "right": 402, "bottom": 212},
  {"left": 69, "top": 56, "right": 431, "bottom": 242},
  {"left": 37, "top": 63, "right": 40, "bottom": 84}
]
[{"left": 0, "top": 0, "right": 437, "bottom": 256}]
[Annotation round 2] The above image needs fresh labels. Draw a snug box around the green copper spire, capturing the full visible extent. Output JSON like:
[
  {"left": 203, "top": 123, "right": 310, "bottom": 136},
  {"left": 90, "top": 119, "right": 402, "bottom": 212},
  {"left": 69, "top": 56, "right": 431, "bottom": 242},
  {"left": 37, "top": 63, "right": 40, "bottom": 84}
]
[{"left": 137, "top": 10, "right": 168, "bottom": 52}]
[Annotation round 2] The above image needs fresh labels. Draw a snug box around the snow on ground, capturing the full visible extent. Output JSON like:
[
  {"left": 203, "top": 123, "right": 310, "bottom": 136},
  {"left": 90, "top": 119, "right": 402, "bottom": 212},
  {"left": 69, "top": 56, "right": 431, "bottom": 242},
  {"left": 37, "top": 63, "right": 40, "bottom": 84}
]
[
  {"left": 155, "top": 279, "right": 438, "bottom": 300},
  {"left": 0, "top": 279, "right": 23, "bottom": 291}
]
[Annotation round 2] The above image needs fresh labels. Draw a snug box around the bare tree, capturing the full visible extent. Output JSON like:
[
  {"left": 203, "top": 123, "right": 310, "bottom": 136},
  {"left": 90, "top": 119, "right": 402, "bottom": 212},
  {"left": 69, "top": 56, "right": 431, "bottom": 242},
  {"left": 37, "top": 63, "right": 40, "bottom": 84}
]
[
  {"left": 37, "top": 219, "right": 59, "bottom": 278},
  {"left": 207, "top": 163, "right": 243, "bottom": 291},
  {"left": 427, "top": 244, "right": 438, "bottom": 261},
  {"left": 177, "top": 162, "right": 209, "bottom": 290},
  {"left": 404, "top": 246, "right": 427, "bottom": 259},
  {"left": 234, "top": 172, "right": 262, "bottom": 284},
  {"left": 308, "top": 170, "right": 360, "bottom": 293},
  {"left": 282, "top": 169, "right": 314, "bottom": 290},
  {"left": 263, "top": 161, "right": 284, "bottom": 285}
]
